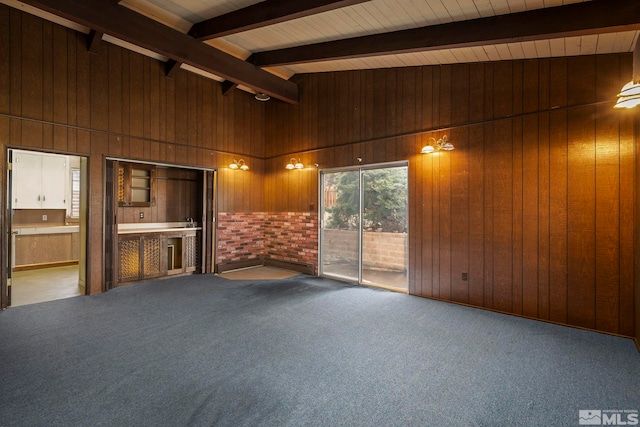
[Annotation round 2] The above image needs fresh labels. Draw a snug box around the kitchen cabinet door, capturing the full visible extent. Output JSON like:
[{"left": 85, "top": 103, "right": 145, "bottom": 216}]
[
  {"left": 12, "top": 151, "right": 43, "bottom": 209},
  {"left": 41, "top": 154, "right": 67, "bottom": 209},
  {"left": 12, "top": 151, "right": 67, "bottom": 209}
]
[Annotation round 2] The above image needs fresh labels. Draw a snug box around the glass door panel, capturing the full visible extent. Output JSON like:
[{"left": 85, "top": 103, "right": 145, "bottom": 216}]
[
  {"left": 320, "top": 170, "right": 360, "bottom": 281},
  {"left": 320, "top": 164, "right": 408, "bottom": 291},
  {"left": 361, "top": 167, "right": 408, "bottom": 290}
]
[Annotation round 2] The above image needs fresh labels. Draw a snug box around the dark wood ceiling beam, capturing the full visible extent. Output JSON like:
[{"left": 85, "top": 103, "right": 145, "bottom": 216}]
[
  {"left": 189, "top": 0, "right": 371, "bottom": 40},
  {"left": 249, "top": 0, "right": 640, "bottom": 67},
  {"left": 633, "top": 39, "right": 640, "bottom": 82},
  {"left": 164, "top": 59, "right": 181, "bottom": 78},
  {"left": 86, "top": 29, "right": 103, "bottom": 54},
  {"left": 220, "top": 80, "right": 238, "bottom": 96},
  {"left": 19, "top": 0, "right": 298, "bottom": 103}
]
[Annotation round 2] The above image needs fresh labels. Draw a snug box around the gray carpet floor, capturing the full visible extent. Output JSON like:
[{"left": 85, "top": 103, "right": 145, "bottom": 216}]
[{"left": 0, "top": 274, "right": 638, "bottom": 426}]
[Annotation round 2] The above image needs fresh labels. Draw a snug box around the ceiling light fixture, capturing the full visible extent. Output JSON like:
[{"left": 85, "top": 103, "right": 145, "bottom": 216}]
[
  {"left": 255, "top": 92, "right": 270, "bottom": 101},
  {"left": 229, "top": 159, "right": 249, "bottom": 171},
  {"left": 285, "top": 158, "right": 304, "bottom": 170},
  {"left": 421, "top": 136, "right": 454, "bottom": 154}
]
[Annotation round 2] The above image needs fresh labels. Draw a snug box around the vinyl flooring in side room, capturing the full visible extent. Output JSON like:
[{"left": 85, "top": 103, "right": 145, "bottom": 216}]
[{"left": 10, "top": 265, "right": 83, "bottom": 307}]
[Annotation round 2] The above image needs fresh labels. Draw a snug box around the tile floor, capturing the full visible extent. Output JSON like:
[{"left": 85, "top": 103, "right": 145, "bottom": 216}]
[
  {"left": 10, "top": 265, "right": 83, "bottom": 307},
  {"left": 218, "top": 266, "right": 301, "bottom": 281},
  {"left": 219, "top": 265, "right": 408, "bottom": 293}
]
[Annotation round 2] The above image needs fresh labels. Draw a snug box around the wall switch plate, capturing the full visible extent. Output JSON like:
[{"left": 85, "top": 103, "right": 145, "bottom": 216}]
[
  {"left": 462, "top": 272, "right": 468, "bottom": 281},
  {"left": 139, "top": 212, "right": 144, "bottom": 219},
  {"left": 42, "top": 215, "right": 47, "bottom": 221}
]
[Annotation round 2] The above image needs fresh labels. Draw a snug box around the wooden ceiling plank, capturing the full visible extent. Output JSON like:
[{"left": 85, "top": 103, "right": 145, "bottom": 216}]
[
  {"left": 533, "top": 39, "right": 551, "bottom": 57},
  {"left": 249, "top": 0, "right": 640, "bottom": 67},
  {"left": 19, "top": 0, "right": 299, "bottom": 103},
  {"left": 520, "top": 41, "right": 538, "bottom": 58},
  {"left": 188, "top": 0, "right": 372, "bottom": 41},
  {"left": 549, "top": 38, "right": 566, "bottom": 57}
]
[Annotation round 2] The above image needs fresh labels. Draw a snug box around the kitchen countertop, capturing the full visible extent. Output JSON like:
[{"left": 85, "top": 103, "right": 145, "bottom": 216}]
[
  {"left": 117, "top": 222, "right": 201, "bottom": 235},
  {"left": 12, "top": 225, "right": 79, "bottom": 235}
]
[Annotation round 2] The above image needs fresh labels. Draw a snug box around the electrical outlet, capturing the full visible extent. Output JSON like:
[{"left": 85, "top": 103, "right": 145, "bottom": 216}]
[
  {"left": 42, "top": 214, "right": 47, "bottom": 221},
  {"left": 139, "top": 212, "right": 144, "bottom": 219},
  {"left": 462, "top": 272, "right": 468, "bottom": 281}
]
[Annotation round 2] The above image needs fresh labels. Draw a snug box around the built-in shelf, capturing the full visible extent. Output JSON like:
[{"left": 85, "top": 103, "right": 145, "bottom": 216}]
[{"left": 118, "top": 163, "right": 156, "bottom": 207}]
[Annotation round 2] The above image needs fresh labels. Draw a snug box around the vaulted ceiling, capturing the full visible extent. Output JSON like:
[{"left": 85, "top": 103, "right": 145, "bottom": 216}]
[{"left": 4, "top": 0, "right": 640, "bottom": 104}]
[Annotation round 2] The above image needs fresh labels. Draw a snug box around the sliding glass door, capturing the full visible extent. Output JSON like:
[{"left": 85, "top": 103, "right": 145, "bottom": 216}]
[
  {"left": 320, "top": 163, "right": 408, "bottom": 291},
  {"left": 320, "top": 170, "right": 360, "bottom": 281}
]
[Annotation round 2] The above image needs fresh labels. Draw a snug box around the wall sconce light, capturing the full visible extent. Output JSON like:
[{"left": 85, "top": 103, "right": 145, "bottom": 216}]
[
  {"left": 286, "top": 158, "right": 304, "bottom": 170},
  {"left": 421, "top": 136, "right": 454, "bottom": 154},
  {"left": 229, "top": 159, "right": 249, "bottom": 170},
  {"left": 615, "top": 40, "right": 640, "bottom": 109},
  {"left": 614, "top": 80, "right": 640, "bottom": 109}
]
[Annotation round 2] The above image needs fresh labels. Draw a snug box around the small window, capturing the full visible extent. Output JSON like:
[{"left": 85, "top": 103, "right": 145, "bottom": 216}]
[{"left": 70, "top": 168, "right": 80, "bottom": 218}]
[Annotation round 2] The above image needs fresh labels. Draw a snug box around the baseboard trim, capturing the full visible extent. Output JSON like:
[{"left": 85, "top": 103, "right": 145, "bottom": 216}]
[
  {"left": 417, "top": 294, "right": 637, "bottom": 345},
  {"left": 13, "top": 260, "right": 78, "bottom": 272},
  {"left": 216, "top": 258, "right": 316, "bottom": 276},
  {"left": 263, "top": 259, "right": 315, "bottom": 275},
  {"left": 215, "top": 258, "right": 263, "bottom": 273}
]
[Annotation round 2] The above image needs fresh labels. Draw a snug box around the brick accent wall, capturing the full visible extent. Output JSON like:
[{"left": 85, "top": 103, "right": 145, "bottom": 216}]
[
  {"left": 264, "top": 212, "right": 318, "bottom": 274},
  {"left": 217, "top": 212, "right": 319, "bottom": 274},
  {"left": 217, "top": 212, "right": 266, "bottom": 264}
]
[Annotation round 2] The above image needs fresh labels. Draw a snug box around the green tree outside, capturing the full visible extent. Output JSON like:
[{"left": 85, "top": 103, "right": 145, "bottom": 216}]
[{"left": 325, "top": 167, "right": 407, "bottom": 232}]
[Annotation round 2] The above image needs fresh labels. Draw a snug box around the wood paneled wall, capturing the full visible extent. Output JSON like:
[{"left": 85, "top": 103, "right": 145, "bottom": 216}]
[
  {"left": 0, "top": 6, "right": 266, "bottom": 295},
  {"left": 265, "top": 56, "right": 636, "bottom": 337}
]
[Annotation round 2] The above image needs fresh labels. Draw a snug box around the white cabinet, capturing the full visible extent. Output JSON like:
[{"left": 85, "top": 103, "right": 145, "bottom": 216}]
[{"left": 12, "top": 150, "right": 67, "bottom": 209}]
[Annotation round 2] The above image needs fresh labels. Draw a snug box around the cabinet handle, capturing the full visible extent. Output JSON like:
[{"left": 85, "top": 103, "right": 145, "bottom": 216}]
[
  {"left": 42, "top": 195, "right": 45, "bottom": 202},
  {"left": 37, "top": 195, "right": 40, "bottom": 201}
]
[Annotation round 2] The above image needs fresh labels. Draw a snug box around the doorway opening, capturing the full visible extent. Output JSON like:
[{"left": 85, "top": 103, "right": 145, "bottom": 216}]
[
  {"left": 319, "top": 162, "right": 408, "bottom": 292},
  {"left": 103, "top": 159, "right": 216, "bottom": 290},
  {"left": 6, "top": 149, "right": 88, "bottom": 307}
]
